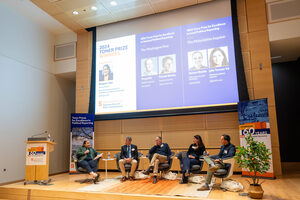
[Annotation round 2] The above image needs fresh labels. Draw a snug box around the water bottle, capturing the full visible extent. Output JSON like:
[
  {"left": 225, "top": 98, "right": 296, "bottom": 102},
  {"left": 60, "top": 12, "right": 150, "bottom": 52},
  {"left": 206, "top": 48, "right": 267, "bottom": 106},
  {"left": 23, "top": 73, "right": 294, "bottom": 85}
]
[{"left": 108, "top": 152, "right": 111, "bottom": 159}]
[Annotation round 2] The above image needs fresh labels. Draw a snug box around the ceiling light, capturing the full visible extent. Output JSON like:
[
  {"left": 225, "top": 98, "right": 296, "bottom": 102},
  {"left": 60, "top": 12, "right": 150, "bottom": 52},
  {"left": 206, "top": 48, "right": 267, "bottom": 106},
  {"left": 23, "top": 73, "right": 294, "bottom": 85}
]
[
  {"left": 72, "top": 10, "right": 79, "bottom": 15},
  {"left": 110, "top": 1, "right": 117, "bottom": 6},
  {"left": 91, "top": 6, "right": 98, "bottom": 11}
]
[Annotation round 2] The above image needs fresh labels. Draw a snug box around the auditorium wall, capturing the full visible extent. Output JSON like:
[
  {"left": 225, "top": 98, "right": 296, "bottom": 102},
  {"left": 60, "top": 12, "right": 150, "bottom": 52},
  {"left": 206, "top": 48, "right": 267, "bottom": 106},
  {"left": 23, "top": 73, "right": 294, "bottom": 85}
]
[
  {"left": 0, "top": 2, "right": 75, "bottom": 184},
  {"left": 76, "top": 0, "right": 282, "bottom": 176}
]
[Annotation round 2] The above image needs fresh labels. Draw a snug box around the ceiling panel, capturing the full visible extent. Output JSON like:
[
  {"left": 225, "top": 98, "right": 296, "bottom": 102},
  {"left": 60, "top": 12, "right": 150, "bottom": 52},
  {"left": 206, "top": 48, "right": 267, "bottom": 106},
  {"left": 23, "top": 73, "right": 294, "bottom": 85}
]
[
  {"left": 149, "top": 0, "right": 197, "bottom": 13},
  {"left": 65, "top": 4, "right": 110, "bottom": 20},
  {"left": 55, "top": 0, "right": 97, "bottom": 11},
  {"left": 31, "top": 0, "right": 213, "bottom": 32},
  {"left": 105, "top": 0, "right": 151, "bottom": 13},
  {"left": 110, "top": 5, "right": 154, "bottom": 21},
  {"left": 77, "top": 15, "right": 115, "bottom": 28}
]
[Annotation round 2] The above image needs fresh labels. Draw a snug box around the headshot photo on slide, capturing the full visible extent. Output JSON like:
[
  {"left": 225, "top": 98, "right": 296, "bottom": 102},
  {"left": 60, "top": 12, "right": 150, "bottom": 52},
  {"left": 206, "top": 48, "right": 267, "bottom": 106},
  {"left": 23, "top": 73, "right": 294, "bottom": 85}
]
[
  {"left": 208, "top": 46, "right": 229, "bottom": 68},
  {"left": 141, "top": 57, "right": 158, "bottom": 77},
  {"left": 188, "top": 49, "right": 208, "bottom": 71},
  {"left": 159, "top": 54, "right": 176, "bottom": 75},
  {"left": 99, "top": 64, "right": 114, "bottom": 81}
]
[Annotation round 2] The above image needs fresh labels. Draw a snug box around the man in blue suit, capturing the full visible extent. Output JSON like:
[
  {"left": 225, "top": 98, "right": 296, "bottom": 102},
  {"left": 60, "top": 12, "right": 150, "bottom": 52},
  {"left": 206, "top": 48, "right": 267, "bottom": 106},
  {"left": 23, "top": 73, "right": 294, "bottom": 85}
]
[{"left": 119, "top": 136, "right": 139, "bottom": 182}]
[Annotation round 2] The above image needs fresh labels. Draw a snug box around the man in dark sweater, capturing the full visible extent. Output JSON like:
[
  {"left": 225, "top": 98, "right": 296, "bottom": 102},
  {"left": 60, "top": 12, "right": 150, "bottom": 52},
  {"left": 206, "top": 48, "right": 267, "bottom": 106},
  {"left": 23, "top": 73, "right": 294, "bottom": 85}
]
[
  {"left": 143, "top": 136, "right": 171, "bottom": 184},
  {"left": 198, "top": 134, "right": 236, "bottom": 191}
]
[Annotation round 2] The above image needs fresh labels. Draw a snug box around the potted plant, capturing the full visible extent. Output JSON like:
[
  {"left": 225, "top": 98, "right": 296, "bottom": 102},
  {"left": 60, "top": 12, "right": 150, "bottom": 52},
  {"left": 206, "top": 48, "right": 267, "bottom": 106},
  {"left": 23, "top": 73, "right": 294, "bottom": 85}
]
[{"left": 235, "top": 132, "right": 272, "bottom": 199}]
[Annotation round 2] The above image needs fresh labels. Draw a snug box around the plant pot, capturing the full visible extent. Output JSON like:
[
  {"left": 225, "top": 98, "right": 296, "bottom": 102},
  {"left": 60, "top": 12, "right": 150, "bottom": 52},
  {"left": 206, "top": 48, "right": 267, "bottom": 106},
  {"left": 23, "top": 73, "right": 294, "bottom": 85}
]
[{"left": 248, "top": 184, "right": 264, "bottom": 199}]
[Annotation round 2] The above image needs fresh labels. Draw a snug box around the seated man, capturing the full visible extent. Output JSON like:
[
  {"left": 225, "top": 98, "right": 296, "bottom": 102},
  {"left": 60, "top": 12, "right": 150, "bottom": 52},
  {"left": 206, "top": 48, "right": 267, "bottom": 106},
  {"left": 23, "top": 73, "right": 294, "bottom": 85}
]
[
  {"left": 119, "top": 136, "right": 139, "bottom": 182},
  {"left": 197, "top": 134, "right": 236, "bottom": 191},
  {"left": 76, "top": 140, "right": 102, "bottom": 183},
  {"left": 143, "top": 136, "right": 172, "bottom": 184}
]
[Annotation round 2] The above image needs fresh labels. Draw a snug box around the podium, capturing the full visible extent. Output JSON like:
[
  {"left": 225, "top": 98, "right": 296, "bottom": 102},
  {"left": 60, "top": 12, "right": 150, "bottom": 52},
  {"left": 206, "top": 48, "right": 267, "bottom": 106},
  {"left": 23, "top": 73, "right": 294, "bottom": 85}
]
[{"left": 25, "top": 141, "right": 55, "bottom": 185}]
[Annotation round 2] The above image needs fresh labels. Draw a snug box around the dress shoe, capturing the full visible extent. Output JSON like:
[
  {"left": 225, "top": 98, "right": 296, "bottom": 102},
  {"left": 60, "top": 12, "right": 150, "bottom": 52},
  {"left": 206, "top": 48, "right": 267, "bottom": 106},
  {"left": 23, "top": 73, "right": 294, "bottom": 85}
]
[
  {"left": 153, "top": 176, "right": 157, "bottom": 184},
  {"left": 128, "top": 176, "right": 134, "bottom": 181},
  {"left": 121, "top": 176, "right": 127, "bottom": 182},
  {"left": 180, "top": 175, "right": 188, "bottom": 184},
  {"left": 93, "top": 173, "right": 100, "bottom": 184},
  {"left": 142, "top": 170, "right": 150, "bottom": 175},
  {"left": 179, "top": 178, "right": 188, "bottom": 184}
]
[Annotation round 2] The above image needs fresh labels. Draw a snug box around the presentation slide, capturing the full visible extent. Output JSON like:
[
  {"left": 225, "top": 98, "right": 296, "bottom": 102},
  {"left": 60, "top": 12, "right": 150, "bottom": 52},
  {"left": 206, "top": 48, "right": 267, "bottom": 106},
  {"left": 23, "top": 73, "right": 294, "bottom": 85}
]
[{"left": 95, "top": 16, "right": 239, "bottom": 115}]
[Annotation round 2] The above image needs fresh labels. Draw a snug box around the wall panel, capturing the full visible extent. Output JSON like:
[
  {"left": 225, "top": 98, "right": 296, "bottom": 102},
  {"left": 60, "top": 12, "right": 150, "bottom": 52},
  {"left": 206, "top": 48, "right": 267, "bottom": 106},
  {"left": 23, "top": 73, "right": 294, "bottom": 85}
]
[
  {"left": 160, "top": 115, "right": 206, "bottom": 131},
  {"left": 205, "top": 112, "right": 239, "bottom": 129}
]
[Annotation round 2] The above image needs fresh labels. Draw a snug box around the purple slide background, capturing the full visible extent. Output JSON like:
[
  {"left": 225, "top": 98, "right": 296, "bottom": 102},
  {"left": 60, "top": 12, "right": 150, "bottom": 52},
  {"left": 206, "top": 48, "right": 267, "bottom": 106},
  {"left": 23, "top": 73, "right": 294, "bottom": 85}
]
[
  {"left": 181, "top": 17, "right": 239, "bottom": 106},
  {"left": 136, "top": 27, "right": 183, "bottom": 110},
  {"left": 136, "top": 16, "right": 239, "bottom": 110}
]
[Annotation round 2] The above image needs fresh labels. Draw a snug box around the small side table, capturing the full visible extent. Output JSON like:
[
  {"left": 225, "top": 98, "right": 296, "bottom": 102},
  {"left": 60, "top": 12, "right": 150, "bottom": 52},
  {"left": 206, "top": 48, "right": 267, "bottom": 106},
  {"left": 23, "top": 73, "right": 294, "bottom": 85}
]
[{"left": 102, "top": 158, "right": 115, "bottom": 179}]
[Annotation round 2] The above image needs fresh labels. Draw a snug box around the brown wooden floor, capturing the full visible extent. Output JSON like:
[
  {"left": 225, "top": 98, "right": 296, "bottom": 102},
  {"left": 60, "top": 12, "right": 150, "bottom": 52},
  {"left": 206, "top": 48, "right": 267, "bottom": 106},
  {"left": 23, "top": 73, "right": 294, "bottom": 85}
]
[{"left": 0, "top": 170, "right": 299, "bottom": 200}]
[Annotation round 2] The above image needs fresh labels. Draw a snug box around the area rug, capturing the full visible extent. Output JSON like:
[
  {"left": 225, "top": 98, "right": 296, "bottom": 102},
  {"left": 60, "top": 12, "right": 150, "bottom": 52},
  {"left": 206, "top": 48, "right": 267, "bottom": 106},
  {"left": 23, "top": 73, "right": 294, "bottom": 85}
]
[{"left": 77, "top": 176, "right": 215, "bottom": 198}]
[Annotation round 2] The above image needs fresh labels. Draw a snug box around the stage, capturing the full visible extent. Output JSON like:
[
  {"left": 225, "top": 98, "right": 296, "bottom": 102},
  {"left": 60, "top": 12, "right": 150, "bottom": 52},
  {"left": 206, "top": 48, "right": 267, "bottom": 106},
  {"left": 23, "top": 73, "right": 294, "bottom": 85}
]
[{"left": 0, "top": 171, "right": 299, "bottom": 200}]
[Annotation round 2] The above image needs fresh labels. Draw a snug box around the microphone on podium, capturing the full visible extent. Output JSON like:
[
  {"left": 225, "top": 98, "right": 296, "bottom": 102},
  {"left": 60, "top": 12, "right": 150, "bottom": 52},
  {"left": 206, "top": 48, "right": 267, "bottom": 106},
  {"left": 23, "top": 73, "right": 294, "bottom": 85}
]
[{"left": 28, "top": 131, "right": 50, "bottom": 141}]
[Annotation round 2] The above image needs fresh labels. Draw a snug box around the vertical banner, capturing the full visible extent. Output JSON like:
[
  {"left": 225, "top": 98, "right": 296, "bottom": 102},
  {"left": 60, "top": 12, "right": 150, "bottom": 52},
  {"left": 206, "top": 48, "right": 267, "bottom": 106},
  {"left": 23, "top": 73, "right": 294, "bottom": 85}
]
[
  {"left": 238, "top": 98, "right": 274, "bottom": 178},
  {"left": 69, "top": 113, "right": 95, "bottom": 173}
]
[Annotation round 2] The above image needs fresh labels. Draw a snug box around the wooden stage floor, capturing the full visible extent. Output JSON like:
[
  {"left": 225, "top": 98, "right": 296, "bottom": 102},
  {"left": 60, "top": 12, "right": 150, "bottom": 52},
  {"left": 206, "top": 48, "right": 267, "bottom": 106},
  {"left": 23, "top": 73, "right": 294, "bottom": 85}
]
[{"left": 0, "top": 171, "right": 299, "bottom": 200}]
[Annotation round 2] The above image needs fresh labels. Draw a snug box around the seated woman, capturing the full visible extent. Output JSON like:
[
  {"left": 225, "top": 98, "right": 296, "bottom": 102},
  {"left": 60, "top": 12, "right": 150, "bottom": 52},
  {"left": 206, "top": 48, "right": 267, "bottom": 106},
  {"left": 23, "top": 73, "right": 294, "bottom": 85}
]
[
  {"left": 180, "top": 135, "right": 206, "bottom": 184},
  {"left": 76, "top": 140, "right": 102, "bottom": 183}
]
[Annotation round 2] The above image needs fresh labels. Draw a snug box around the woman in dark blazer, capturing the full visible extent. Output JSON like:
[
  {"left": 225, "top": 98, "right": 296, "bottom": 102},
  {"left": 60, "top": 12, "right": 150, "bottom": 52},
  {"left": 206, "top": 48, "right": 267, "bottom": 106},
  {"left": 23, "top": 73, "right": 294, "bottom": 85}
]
[{"left": 180, "top": 135, "right": 206, "bottom": 184}]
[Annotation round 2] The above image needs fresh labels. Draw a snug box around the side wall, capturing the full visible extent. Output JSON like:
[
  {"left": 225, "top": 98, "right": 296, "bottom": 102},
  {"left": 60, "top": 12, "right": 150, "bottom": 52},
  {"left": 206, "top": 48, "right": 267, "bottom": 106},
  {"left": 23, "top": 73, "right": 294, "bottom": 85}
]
[
  {"left": 0, "top": 2, "right": 75, "bottom": 184},
  {"left": 75, "top": 0, "right": 282, "bottom": 175}
]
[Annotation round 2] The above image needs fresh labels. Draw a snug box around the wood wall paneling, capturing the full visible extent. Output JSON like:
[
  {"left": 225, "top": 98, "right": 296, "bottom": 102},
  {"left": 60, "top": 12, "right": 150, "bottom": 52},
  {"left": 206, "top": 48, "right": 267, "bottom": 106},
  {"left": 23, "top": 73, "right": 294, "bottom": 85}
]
[
  {"left": 95, "top": 120, "right": 122, "bottom": 134},
  {"left": 251, "top": 68, "right": 276, "bottom": 105},
  {"left": 245, "top": 0, "right": 268, "bottom": 32},
  {"left": 122, "top": 117, "right": 161, "bottom": 133},
  {"left": 205, "top": 129, "right": 240, "bottom": 148},
  {"left": 76, "top": 32, "right": 92, "bottom": 113},
  {"left": 244, "top": 69, "right": 253, "bottom": 90},
  {"left": 160, "top": 115, "right": 206, "bottom": 131},
  {"left": 205, "top": 112, "right": 239, "bottom": 129},
  {"left": 162, "top": 130, "right": 207, "bottom": 149},
  {"left": 242, "top": 52, "right": 251, "bottom": 70},
  {"left": 238, "top": 15, "right": 248, "bottom": 33},
  {"left": 239, "top": 33, "right": 249, "bottom": 51},
  {"left": 236, "top": 0, "right": 247, "bottom": 17},
  {"left": 121, "top": 131, "right": 162, "bottom": 150},
  {"left": 268, "top": 106, "right": 280, "bottom": 147}
]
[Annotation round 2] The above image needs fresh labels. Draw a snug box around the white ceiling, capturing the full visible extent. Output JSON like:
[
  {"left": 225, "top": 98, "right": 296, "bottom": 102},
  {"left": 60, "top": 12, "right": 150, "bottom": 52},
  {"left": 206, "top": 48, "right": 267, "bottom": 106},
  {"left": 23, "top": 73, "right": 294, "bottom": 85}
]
[
  {"left": 28, "top": 0, "right": 213, "bottom": 32},
  {"left": 3, "top": 0, "right": 300, "bottom": 64}
]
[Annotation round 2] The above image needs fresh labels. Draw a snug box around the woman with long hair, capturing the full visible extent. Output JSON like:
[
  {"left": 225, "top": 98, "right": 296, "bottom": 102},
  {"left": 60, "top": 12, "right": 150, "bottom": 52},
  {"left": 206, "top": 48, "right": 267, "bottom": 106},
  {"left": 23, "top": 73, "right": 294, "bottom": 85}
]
[
  {"left": 209, "top": 47, "right": 229, "bottom": 68},
  {"left": 180, "top": 135, "right": 206, "bottom": 184},
  {"left": 99, "top": 64, "right": 113, "bottom": 81}
]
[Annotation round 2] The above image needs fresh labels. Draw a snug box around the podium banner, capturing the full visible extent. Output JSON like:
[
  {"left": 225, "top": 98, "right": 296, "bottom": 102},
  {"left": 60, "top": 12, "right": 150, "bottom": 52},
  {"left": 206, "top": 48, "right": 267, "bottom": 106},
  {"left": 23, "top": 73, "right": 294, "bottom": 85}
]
[
  {"left": 69, "top": 113, "right": 95, "bottom": 173},
  {"left": 238, "top": 98, "right": 274, "bottom": 178},
  {"left": 26, "top": 143, "right": 47, "bottom": 165}
]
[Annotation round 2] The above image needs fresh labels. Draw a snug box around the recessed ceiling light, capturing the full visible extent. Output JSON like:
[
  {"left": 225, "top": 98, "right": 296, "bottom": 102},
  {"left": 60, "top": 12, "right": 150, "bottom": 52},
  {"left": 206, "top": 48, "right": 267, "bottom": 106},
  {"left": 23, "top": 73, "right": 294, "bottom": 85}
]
[
  {"left": 110, "top": 1, "right": 117, "bottom": 6},
  {"left": 72, "top": 10, "right": 79, "bottom": 15},
  {"left": 91, "top": 6, "right": 98, "bottom": 11}
]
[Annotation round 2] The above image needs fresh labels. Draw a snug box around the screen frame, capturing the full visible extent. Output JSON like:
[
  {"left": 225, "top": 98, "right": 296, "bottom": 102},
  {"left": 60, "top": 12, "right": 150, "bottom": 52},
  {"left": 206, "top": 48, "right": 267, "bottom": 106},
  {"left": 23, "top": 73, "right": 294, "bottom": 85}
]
[{"left": 87, "top": 0, "right": 248, "bottom": 121}]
